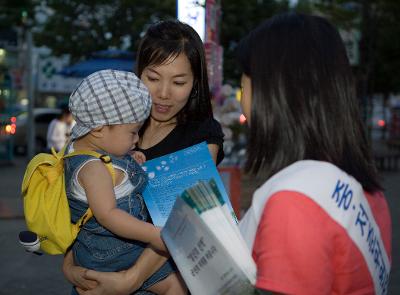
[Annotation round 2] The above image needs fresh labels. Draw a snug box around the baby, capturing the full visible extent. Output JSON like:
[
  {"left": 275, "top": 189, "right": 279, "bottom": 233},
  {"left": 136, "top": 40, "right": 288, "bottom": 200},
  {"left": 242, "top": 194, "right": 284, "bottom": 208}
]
[{"left": 65, "top": 69, "right": 186, "bottom": 295}]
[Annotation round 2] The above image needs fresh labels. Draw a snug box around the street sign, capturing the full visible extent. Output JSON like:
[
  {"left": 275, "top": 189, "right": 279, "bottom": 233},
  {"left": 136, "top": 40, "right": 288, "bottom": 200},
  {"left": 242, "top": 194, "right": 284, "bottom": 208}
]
[{"left": 37, "top": 54, "right": 82, "bottom": 93}]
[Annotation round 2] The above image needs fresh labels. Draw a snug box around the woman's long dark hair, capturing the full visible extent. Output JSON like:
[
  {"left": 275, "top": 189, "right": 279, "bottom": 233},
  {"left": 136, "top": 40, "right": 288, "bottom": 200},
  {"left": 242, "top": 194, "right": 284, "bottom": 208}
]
[
  {"left": 237, "top": 13, "right": 382, "bottom": 192},
  {"left": 136, "top": 20, "right": 212, "bottom": 124}
]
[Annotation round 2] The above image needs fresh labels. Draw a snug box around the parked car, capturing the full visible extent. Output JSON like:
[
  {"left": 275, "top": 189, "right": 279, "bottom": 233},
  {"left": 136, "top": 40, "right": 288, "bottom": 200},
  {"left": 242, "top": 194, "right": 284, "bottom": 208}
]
[{"left": 14, "top": 108, "right": 61, "bottom": 154}]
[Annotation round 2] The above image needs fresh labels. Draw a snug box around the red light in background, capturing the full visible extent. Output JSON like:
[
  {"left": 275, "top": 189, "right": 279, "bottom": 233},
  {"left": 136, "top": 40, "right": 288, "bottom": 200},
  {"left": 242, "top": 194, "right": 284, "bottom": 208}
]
[
  {"left": 5, "top": 125, "right": 11, "bottom": 134},
  {"left": 10, "top": 116, "right": 16, "bottom": 123},
  {"left": 378, "top": 119, "right": 385, "bottom": 127},
  {"left": 239, "top": 114, "right": 247, "bottom": 124},
  {"left": 5, "top": 123, "right": 16, "bottom": 135}
]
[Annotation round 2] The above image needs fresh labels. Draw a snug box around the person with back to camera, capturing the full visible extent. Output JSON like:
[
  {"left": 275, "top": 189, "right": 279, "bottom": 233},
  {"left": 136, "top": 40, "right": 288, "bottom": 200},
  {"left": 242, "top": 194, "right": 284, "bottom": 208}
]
[
  {"left": 65, "top": 69, "right": 187, "bottom": 295},
  {"left": 236, "top": 13, "right": 392, "bottom": 294},
  {"left": 46, "top": 106, "right": 74, "bottom": 151},
  {"left": 62, "top": 20, "right": 224, "bottom": 295}
]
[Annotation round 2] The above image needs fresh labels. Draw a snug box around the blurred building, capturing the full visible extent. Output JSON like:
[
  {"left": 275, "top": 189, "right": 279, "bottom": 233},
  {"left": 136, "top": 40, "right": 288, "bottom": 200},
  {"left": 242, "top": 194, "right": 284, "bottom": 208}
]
[
  {"left": 0, "top": 28, "right": 20, "bottom": 114},
  {"left": 34, "top": 47, "right": 82, "bottom": 108},
  {"left": 0, "top": 28, "right": 20, "bottom": 160},
  {"left": 0, "top": 27, "right": 79, "bottom": 111}
]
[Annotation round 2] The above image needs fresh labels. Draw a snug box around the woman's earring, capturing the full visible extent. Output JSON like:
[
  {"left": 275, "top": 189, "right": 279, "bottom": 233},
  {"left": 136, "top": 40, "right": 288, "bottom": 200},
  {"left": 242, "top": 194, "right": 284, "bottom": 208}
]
[{"left": 190, "top": 87, "right": 198, "bottom": 98}]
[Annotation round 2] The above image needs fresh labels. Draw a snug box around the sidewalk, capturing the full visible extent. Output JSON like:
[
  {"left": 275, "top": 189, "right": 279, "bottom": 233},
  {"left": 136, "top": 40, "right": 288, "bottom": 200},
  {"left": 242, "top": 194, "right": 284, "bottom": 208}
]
[{"left": 0, "top": 156, "right": 26, "bottom": 218}]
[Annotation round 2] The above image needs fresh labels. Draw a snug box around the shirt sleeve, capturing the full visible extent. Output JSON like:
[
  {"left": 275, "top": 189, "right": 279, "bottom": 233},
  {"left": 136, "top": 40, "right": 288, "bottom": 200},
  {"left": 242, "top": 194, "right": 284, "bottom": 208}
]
[
  {"left": 253, "top": 191, "right": 334, "bottom": 295},
  {"left": 196, "top": 117, "right": 225, "bottom": 164},
  {"left": 48, "top": 120, "right": 67, "bottom": 151},
  {"left": 46, "top": 120, "right": 56, "bottom": 149}
]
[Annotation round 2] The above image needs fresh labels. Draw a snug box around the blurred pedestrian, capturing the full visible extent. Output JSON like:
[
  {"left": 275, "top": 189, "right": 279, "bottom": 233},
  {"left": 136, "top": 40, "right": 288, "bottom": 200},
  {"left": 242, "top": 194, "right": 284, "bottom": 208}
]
[
  {"left": 237, "top": 13, "right": 392, "bottom": 294},
  {"left": 46, "top": 107, "right": 74, "bottom": 151},
  {"left": 62, "top": 20, "right": 224, "bottom": 295}
]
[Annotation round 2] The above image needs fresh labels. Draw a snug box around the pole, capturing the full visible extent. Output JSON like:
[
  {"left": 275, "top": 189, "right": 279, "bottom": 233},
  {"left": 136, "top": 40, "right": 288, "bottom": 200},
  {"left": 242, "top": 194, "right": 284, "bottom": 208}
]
[{"left": 26, "top": 28, "right": 35, "bottom": 159}]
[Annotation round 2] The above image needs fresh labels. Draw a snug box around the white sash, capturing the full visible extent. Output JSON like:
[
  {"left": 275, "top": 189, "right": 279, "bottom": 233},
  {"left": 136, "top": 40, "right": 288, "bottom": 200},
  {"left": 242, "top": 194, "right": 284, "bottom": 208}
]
[{"left": 239, "top": 160, "right": 390, "bottom": 295}]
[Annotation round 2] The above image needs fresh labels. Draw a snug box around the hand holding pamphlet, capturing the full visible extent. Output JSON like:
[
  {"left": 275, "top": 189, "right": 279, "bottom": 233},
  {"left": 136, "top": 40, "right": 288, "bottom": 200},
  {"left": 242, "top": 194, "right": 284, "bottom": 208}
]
[{"left": 162, "top": 180, "right": 256, "bottom": 295}]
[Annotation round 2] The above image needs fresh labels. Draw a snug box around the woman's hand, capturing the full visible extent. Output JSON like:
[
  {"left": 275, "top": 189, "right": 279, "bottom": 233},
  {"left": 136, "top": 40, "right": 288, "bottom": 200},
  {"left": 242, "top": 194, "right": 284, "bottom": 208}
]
[
  {"left": 76, "top": 270, "right": 142, "bottom": 295},
  {"left": 62, "top": 251, "right": 97, "bottom": 291},
  {"left": 74, "top": 245, "right": 170, "bottom": 295}
]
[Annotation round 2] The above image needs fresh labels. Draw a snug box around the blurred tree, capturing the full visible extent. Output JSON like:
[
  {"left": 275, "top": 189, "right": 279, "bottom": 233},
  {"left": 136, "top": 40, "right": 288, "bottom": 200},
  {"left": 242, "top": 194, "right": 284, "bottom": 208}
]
[
  {"left": 312, "top": 0, "right": 370, "bottom": 122},
  {"left": 34, "top": 0, "right": 175, "bottom": 62},
  {"left": 220, "top": 0, "right": 289, "bottom": 83},
  {"left": 10, "top": 0, "right": 291, "bottom": 84},
  {"left": 303, "top": 0, "right": 400, "bottom": 124},
  {"left": 371, "top": 0, "right": 400, "bottom": 95},
  {"left": 295, "top": 0, "right": 314, "bottom": 14},
  {"left": 369, "top": 0, "right": 400, "bottom": 140},
  {"left": 0, "top": 0, "right": 36, "bottom": 28}
]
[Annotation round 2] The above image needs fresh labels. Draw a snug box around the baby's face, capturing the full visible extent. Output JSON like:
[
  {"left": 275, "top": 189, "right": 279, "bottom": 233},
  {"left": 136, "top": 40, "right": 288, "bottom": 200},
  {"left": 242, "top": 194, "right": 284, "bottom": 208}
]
[{"left": 99, "top": 122, "right": 142, "bottom": 157}]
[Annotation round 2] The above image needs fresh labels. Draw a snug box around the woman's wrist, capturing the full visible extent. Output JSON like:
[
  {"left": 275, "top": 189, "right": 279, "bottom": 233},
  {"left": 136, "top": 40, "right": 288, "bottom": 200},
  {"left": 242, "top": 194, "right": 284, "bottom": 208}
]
[
  {"left": 122, "top": 247, "right": 169, "bottom": 293},
  {"left": 62, "top": 251, "right": 74, "bottom": 281},
  {"left": 123, "top": 266, "right": 145, "bottom": 293}
]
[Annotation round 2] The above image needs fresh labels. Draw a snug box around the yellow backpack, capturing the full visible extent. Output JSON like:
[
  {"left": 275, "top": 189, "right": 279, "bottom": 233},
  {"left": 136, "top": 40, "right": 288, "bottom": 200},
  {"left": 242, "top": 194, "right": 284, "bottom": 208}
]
[{"left": 21, "top": 146, "right": 115, "bottom": 255}]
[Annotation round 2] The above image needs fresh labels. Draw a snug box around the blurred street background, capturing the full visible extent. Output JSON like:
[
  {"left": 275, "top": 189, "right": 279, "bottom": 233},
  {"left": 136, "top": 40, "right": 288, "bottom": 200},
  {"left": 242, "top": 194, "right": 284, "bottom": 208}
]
[{"left": 0, "top": 0, "right": 399, "bottom": 294}]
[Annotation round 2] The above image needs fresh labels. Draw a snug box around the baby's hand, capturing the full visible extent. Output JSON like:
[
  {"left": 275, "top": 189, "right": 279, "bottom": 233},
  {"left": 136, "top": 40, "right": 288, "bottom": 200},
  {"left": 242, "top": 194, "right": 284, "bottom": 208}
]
[{"left": 131, "top": 151, "right": 146, "bottom": 164}]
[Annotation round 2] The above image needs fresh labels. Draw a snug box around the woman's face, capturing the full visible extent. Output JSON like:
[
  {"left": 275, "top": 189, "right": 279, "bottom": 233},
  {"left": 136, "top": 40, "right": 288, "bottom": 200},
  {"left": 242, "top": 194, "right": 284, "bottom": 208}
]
[
  {"left": 240, "top": 74, "right": 252, "bottom": 123},
  {"left": 141, "top": 53, "right": 194, "bottom": 123}
]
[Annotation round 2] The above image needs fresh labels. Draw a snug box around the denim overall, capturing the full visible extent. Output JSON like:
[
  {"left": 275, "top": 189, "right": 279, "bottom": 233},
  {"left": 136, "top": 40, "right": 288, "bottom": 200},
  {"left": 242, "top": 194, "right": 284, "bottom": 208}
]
[{"left": 64, "top": 148, "right": 176, "bottom": 294}]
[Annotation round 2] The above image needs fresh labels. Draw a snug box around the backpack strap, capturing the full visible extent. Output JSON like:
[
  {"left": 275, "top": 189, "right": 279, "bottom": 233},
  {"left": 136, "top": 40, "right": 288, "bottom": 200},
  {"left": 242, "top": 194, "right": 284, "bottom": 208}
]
[
  {"left": 63, "top": 150, "right": 116, "bottom": 184},
  {"left": 62, "top": 148, "right": 117, "bottom": 229}
]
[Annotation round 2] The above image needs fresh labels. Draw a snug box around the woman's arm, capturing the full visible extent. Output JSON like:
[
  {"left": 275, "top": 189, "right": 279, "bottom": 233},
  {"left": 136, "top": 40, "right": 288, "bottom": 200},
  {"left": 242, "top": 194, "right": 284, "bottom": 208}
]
[
  {"left": 79, "top": 160, "right": 166, "bottom": 252},
  {"left": 62, "top": 249, "right": 97, "bottom": 291},
  {"left": 76, "top": 247, "right": 169, "bottom": 295},
  {"left": 207, "top": 143, "right": 220, "bottom": 164},
  {"left": 197, "top": 117, "right": 224, "bottom": 165},
  {"left": 62, "top": 241, "right": 169, "bottom": 295},
  {"left": 252, "top": 192, "right": 333, "bottom": 294}
]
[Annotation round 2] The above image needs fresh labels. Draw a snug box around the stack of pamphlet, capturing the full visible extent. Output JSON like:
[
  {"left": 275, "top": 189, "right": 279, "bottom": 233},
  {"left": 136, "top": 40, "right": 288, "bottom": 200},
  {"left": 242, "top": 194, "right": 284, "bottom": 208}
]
[
  {"left": 141, "top": 142, "right": 256, "bottom": 294},
  {"left": 161, "top": 179, "right": 256, "bottom": 295}
]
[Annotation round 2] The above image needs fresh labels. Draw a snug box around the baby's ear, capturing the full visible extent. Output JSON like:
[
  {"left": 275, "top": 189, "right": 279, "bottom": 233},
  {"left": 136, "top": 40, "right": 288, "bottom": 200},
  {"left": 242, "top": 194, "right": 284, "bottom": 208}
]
[{"left": 90, "top": 126, "right": 104, "bottom": 138}]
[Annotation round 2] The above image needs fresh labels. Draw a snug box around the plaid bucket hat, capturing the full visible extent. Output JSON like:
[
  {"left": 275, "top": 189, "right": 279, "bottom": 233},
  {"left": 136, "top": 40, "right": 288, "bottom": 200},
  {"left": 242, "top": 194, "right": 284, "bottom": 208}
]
[{"left": 69, "top": 69, "right": 152, "bottom": 140}]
